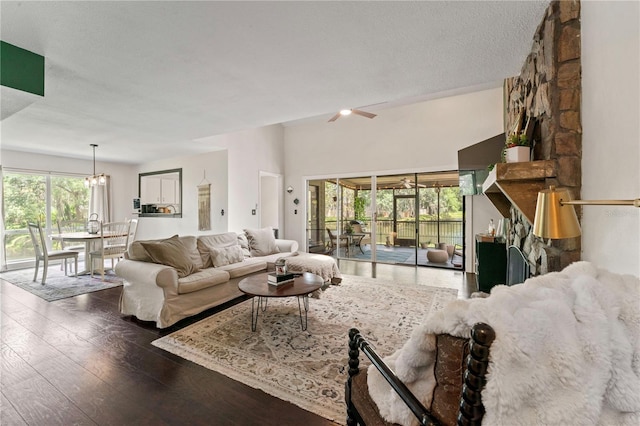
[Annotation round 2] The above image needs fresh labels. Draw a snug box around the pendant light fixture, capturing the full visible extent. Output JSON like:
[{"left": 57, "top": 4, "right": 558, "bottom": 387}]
[{"left": 84, "top": 143, "right": 106, "bottom": 187}]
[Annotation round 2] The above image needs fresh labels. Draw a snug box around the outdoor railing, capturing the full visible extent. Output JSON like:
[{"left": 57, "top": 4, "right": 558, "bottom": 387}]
[
  {"left": 3, "top": 228, "right": 36, "bottom": 264},
  {"left": 316, "top": 218, "right": 463, "bottom": 248}
]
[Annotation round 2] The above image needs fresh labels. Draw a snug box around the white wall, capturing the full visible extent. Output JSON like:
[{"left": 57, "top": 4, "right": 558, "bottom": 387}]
[
  {"left": 260, "top": 173, "right": 280, "bottom": 230},
  {"left": 194, "top": 124, "right": 285, "bottom": 234},
  {"left": 1, "top": 125, "right": 284, "bottom": 243},
  {"left": 283, "top": 87, "right": 505, "bottom": 253},
  {"left": 465, "top": 194, "right": 503, "bottom": 272},
  {"left": 581, "top": 1, "right": 640, "bottom": 276},
  {"left": 132, "top": 150, "right": 229, "bottom": 240}
]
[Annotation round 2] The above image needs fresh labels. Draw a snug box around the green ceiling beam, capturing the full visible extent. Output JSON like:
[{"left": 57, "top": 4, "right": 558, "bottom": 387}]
[{"left": 1, "top": 41, "right": 44, "bottom": 96}]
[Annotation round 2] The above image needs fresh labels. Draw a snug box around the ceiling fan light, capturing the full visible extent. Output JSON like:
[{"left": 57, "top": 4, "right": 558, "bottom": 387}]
[{"left": 340, "top": 109, "right": 352, "bottom": 116}]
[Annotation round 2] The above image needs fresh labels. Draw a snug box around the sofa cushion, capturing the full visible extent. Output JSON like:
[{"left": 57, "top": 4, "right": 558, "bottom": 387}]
[
  {"left": 244, "top": 227, "right": 280, "bottom": 257},
  {"left": 210, "top": 245, "right": 244, "bottom": 267},
  {"left": 177, "top": 268, "right": 230, "bottom": 294},
  {"left": 128, "top": 239, "right": 154, "bottom": 262},
  {"left": 237, "top": 233, "right": 252, "bottom": 258},
  {"left": 217, "top": 257, "right": 267, "bottom": 278},
  {"left": 260, "top": 252, "right": 295, "bottom": 264},
  {"left": 197, "top": 232, "right": 239, "bottom": 268},
  {"left": 140, "top": 235, "right": 200, "bottom": 278},
  {"left": 180, "top": 235, "right": 205, "bottom": 270}
]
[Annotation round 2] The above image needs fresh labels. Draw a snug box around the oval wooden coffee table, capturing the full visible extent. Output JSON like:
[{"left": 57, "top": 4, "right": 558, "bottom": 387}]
[{"left": 238, "top": 272, "right": 324, "bottom": 331}]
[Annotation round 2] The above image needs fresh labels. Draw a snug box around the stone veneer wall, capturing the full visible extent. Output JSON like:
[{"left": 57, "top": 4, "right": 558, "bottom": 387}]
[{"left": 504, "top": 0, "right": 581, "bottom": 274}]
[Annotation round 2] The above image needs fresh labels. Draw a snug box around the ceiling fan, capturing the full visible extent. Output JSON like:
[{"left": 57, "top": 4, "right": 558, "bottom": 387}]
[
  {"left": 328, "top": 108, "right": 377, "bottom": 122},
  {"left": 400, "top": 177, "right": 426, "bottom": 188}
]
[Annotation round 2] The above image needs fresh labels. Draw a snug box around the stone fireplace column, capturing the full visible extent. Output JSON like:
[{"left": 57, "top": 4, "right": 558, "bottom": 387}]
[{"left": 503, "top": 0, "right": 582, "bottom": 273}]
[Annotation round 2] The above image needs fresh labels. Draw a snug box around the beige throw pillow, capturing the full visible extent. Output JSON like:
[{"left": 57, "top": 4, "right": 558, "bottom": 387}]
[
  {"left": 209, "top": 245, "right": 244, "bottom": 267},
  {"left": 197, "top": 232, "right": 239, "bottom": 268},
  {"left": 244, "top": 227, "right": 280, "bottom": 257},
  {"left": 237, "top": 233, "right": 252, "bottom": 258},
  {"left": 128, "top": 240, "right": 153, "bottom": 262},
  {"left": 140, "top": 235, "right": 200, "bottom": 278}
]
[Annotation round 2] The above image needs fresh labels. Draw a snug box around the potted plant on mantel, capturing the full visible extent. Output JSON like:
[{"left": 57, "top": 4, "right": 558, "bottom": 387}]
[{"left": 504, "top": 133, "right": 530, "bottom": 163}]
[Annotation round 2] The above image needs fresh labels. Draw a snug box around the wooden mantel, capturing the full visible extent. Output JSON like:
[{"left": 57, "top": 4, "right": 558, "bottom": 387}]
[{"left": 482, "top": 160, "right": 557, "bottom": 224}]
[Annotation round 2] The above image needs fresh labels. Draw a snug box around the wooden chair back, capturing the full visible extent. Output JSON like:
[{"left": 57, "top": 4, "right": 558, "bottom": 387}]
[
  {"left": 99, "top": 221, "right": 130, "bottom": 256},
  {"left": 126, "top": 219, "right": 138, "bottom": 248},
  {"left": 27, "top": 222, "right": 47, "bottom": 258}
]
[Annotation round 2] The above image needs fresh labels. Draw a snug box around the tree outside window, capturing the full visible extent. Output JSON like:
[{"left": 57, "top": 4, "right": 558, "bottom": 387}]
[{"left": 2, "top": 172, "right": 89, "bottom": 266}]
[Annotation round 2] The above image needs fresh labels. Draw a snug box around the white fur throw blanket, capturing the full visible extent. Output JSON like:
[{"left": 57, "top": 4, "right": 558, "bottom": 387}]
[{"left": 368, "top": 262, "right": 640, "bottom": 425}]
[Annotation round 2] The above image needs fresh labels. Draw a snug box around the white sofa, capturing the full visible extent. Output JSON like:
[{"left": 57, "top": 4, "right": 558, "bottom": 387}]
[{"left": 115, "top": 229, "right": 298, "bottom": 328}]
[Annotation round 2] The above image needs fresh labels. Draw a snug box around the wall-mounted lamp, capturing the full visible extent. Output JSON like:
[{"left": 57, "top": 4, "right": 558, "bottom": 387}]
[
  {"left": 532, "top": 186, "right": 640, "bottom": 239},
  {"left": 286, "top": 186, "right": 293, "bottom": 194}
]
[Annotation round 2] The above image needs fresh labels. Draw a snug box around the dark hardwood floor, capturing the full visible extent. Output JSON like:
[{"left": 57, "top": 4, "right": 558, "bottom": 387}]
[{"left": 1, "top": 261, "right": 475, "bottom": 425}]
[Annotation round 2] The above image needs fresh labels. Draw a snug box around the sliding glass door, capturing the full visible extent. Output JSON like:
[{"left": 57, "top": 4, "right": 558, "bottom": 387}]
[
  {"left": 338, "top": 176, "right": 373, "bottom": 261},
  {"left": 306, "top": 171, "right": 463, "bottom": 269},
  {"left": 307, "top": 177, "right": 374, "bottom": 260},
  {"left": 415, "top": 173, "right": 463, "bottom": 268}
]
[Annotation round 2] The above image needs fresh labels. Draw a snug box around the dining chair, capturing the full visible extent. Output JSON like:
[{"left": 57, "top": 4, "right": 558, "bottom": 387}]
[
  {"left": 28, "top": 222, "right": 78, "bottom": 284},
  {"left": 326, "top": 228, "right": 349, "bottom": 257},
  {"left": 57, "top": 219, "right": 86, "bottom": 274},
  {"left": 127, "top": 218, "right": 139, "bottom": 248},
  {"left": 89, "top": 221, "right": 130, "bottom": 281}
]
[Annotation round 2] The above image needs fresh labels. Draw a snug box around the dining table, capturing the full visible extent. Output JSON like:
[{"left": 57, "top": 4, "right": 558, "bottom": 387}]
[{"left": 50, "top": 231, "right": 106, "bottom": 275}]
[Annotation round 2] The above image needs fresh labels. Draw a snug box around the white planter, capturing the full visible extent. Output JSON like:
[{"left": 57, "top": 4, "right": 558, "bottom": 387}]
[{"left": 505, "top": 146, "right": 530, "bottom": 163}]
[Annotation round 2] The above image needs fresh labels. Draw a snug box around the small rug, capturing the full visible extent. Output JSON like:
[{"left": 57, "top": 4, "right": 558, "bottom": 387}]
[
  {"left": 152, "top": 275, "right": 458, "bottom": 424},
  {"left": 351, "top": 247, "right": 412, "bottom": 263},
  {"left": 0, "top": 265, "right": 123, "bottom": 301}
]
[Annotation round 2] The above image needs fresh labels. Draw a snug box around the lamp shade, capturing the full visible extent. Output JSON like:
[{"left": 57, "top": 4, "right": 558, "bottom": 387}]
[{"left": 532, "top": 186, "right": 581, "bottom": 239}]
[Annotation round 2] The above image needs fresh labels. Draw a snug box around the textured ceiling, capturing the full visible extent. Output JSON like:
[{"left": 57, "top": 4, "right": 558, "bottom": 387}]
[{"left": 0, "top": 1, "right": 549, "bottom": 164}]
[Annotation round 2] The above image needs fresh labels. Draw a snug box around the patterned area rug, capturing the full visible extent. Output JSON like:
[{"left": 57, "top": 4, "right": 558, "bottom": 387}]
[
  {"left": 152, "top": 274, "right": 458, "bottom": 424},
  {"left": 0, "top": 264, "right": 123, "bottom": 301}
]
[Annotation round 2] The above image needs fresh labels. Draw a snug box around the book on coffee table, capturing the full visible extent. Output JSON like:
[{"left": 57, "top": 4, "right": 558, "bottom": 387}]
[{"left": 267, "top": 272, "right": 295, "bottom": 286}]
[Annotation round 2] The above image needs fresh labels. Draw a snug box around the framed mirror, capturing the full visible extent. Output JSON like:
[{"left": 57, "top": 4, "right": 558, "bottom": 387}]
[{"left": 138, "top": 168, "right": 182, "bottom": 217}]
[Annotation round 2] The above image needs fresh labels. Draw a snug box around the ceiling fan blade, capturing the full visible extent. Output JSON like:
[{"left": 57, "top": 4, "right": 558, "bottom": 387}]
[
  {"left": 328, "top": 112, "right": 342, "bottom": 122},
  {"left": 351, "top": 109, "right": 377, "bottom": 119}
]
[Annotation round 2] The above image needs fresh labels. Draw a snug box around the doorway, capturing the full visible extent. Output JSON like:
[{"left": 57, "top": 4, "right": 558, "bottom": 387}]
[{"left": 259, "top": 172, "right": 281, "bottom": 236}]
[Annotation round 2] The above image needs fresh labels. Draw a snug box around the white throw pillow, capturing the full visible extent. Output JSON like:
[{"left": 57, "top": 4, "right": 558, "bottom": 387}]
[
  {"left": 244, "top": 227, "right": 280, "bottom": 257},
  {"left": 237, "top": 233, "right": 252, "bottom": 258},
  {"left": 209, "top": 245, "right": 244, "bottom": 267}
]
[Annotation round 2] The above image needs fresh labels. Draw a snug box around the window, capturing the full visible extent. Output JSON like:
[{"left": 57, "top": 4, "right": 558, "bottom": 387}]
[{"left": 2, "top": 170, "right": 89, "bottom": 270}]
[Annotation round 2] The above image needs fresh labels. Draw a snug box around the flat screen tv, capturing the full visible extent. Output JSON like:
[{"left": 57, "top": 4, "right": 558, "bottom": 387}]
[{"left": 457, "top": 133, "right": 505, "bottom": 196}]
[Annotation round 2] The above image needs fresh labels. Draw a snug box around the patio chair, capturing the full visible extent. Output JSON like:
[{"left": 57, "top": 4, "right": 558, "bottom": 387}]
[
  {"left": 349, "top": 221, "right": 371, "bottom": 253},
  {"left": 326, "top": 228, "right": 349, "bottom": 256},
  {"left": 28, "top": 222, "right": 78, "bottom": 284},
  {"left": 89, "top": 221, "right": 130, "bottom": 281}
]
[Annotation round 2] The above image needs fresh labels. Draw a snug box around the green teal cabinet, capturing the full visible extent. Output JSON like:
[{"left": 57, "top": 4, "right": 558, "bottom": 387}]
[{"left": 475, "top": 236, "right": 507, "bottom": 292}]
